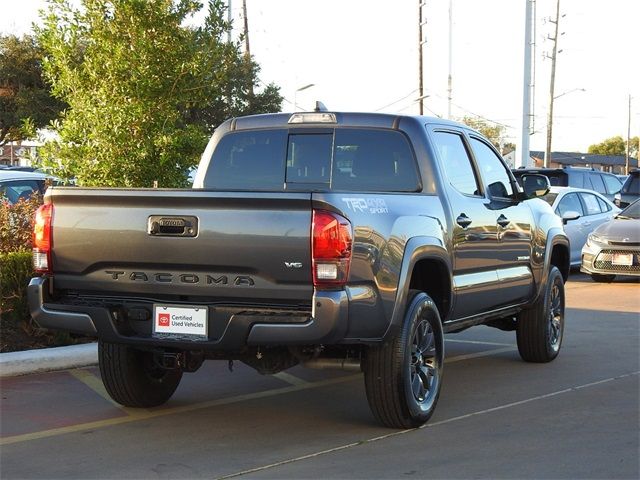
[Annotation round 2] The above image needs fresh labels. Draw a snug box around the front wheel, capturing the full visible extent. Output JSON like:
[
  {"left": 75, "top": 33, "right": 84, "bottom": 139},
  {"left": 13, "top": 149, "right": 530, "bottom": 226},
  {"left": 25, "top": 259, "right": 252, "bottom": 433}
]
[
  {"left": 98, "top": 341, "right": 183, "bottom": 407},
  {"left": 517, "top": 266, "right": 565, "bottom": 363},
  {"left": 364, "top": 291, "right": 444, "bottom": 428}
]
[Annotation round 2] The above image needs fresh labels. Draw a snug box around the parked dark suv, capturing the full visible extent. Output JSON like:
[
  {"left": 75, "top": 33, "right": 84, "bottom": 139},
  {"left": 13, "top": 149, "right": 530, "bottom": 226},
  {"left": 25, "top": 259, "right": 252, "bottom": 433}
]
[
  {"left": 614, "top": 170, "right": 639, "bottom": 208},
  {"left": 512, "top": 166, "right": 622, "bottom": 201}
]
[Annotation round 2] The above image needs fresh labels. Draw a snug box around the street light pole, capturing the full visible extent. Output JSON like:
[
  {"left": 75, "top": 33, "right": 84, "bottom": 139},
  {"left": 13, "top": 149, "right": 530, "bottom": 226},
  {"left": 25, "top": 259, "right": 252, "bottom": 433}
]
[
  {"left": 418, "top": 0, "right": 426, "bottom": 115},
  {"left": 294, "top": 84, "right": 315, "bottom": 112},
  {"left": 626, "top": 94, "right": 632, "bottom": 175}
]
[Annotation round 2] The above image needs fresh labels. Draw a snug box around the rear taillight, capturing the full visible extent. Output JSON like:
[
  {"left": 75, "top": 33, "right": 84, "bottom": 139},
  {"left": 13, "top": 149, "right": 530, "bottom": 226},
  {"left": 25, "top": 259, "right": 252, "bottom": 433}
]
[
  {"left": 312, "top": 209, "right": 352, "bottom": 287},
  {"left": 33, "top": 203, "right": 53, "bottom": 274}
]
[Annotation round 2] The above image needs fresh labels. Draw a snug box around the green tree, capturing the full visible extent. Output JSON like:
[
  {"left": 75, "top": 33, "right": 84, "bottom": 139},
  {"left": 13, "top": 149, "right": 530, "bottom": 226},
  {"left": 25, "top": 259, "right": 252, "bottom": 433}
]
[
  {"left": 0, "top": 34, "right": 66, "bottom": 146},
  {"left": 37, "top": 0, "right": 282, "bottom": 187},
  {"left": 588, "top": 135, "right": 639, "bottom": 158},
  {"left": 459, "top": 116, "right": 506, "bottom": 152}
]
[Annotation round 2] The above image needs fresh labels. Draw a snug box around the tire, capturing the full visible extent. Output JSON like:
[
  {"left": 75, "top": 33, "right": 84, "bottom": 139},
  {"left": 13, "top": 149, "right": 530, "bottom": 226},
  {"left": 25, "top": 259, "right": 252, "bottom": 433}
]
[
  {"left": 516, "top": 266, "right": 565, "bottom": 363},
  {"left": 98, "top": 341, "right": 183, "bottom": 407},
  {"left": 364, "top": 291, "right": 444, "bottom": 429},
  {"left": 591, "top": 273, "right": 616, "bottom": 283}
]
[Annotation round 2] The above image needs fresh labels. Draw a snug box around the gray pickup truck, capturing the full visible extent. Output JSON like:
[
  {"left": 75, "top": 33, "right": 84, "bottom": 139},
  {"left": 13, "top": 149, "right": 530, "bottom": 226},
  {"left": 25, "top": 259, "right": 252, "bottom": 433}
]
[{"left": 29, "top": 110, "right": 569, "bottom": 428}]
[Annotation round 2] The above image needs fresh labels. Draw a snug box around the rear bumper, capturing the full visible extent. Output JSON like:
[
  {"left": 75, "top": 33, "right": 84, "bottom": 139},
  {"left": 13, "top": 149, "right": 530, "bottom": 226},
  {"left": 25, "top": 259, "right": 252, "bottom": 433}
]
[{"left": 28, "top": 277, "right": 350, "bottom": 350}]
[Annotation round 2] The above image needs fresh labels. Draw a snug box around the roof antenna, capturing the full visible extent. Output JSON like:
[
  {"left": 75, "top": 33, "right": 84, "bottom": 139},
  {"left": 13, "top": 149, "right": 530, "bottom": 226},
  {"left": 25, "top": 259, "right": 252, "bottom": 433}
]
[{"left": 314, "top": 101, "right": 328, "bottom": 112}]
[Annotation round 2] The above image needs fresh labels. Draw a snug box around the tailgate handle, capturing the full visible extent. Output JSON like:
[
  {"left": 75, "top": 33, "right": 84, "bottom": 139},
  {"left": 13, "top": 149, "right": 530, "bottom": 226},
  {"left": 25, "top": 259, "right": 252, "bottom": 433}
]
[{"left": 148, "top": 216, "right": 198, "bottom": 237}]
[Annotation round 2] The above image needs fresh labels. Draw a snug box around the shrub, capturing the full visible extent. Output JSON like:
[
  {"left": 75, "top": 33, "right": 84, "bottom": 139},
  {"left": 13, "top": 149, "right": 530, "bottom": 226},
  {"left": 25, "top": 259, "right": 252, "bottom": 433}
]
[
  {"left": 0, "top": 193, "right": 42, "bottom": 254},
  {"left": 0, "top": 251, "right": 34, "bottom": 324}
]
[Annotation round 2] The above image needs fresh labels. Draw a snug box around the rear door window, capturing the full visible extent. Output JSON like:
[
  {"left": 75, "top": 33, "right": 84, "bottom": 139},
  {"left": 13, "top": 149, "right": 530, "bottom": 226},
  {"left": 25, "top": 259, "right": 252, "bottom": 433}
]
[
  {"left": 602, "top": 174, "right": 622, "bottom": 194},
  {"left": 580, "top": 192, "right": 603, "bottom": 216},
  {"left": 596, "top": 196, "right": 611, "bottom": 212},
  {"left": 588, "top": 173, "right": 607, "bottom": 194},
  {"left": 432, "top": 131, "right": 480, "bottom": 196},
  {"left": 568, "top": 172, "right": 585, "bottom": 188}
]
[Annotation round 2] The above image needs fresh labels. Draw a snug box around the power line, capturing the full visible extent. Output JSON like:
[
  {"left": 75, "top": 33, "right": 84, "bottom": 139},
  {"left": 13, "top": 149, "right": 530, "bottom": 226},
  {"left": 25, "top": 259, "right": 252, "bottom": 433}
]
[{"left": 374, "top": 90, "right": 419, "bottom": 112}]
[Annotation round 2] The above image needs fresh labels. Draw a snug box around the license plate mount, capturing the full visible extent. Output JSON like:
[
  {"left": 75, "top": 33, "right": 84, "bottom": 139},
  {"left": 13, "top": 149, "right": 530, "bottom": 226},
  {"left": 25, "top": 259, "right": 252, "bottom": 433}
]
[
  {"left": 153, "top": 304, "right": 208, "bottom": 339},
  {"left": 612, "top": 253, "right": 633, "bottom": 266}
]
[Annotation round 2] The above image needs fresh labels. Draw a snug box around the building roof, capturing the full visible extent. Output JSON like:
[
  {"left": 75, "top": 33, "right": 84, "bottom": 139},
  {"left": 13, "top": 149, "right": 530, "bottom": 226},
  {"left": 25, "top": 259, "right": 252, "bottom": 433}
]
[{"left": 530, "top": 151, "right": 638, "bottom": 168}]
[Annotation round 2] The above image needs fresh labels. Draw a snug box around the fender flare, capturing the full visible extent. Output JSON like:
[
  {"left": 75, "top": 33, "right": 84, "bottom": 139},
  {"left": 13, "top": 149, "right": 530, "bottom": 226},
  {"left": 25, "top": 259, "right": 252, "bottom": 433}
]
[
  {"left": 381, "top": 236, "right": 453, "bottom": 342},
  {"left": 529, "top": 227, "right": 570, "bottom": 306}
]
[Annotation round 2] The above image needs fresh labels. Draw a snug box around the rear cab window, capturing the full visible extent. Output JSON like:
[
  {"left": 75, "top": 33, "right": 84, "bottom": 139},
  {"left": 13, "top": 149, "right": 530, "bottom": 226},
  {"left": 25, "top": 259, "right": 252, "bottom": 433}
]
[{"left": 203, "top": 128, "right": 421, "bottom": 192}]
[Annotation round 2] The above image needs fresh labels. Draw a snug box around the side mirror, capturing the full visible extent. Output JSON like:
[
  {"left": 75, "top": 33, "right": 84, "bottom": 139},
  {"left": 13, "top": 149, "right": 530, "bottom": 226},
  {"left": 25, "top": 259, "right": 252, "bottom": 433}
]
[
  {"left": 521, "top": 174, "right": 550, "bottom": 198},
  {"left": 561, "top": 210, "right": 581, "bottom": 225}
]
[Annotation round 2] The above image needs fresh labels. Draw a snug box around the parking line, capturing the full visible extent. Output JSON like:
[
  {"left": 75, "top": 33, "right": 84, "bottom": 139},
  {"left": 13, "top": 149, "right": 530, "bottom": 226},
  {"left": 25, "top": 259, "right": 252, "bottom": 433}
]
[
  {"left": 445, "top": 339, "right": 513, "bottom": 347},
  {"left": 215, "top": 371, "right": 640, "bottom": 480},
  {"left": 0, "top": 374, "right": 360, "bottom": 446},
  {"left": 445, "top": 346, "right": 515, "bottom": 363},
  {"left": 272, "top": 372, "right": 310, "bottom": 386},
  {"left": 68, "top": 369, "right": 150, "bottom": 416},
  {"left": 0, "top": 346, "right": 517, "bottom": 446}
]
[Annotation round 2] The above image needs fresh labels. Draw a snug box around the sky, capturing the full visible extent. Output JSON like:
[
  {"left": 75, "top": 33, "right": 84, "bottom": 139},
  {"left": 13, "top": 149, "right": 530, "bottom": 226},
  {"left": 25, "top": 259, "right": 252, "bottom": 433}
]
[{"left": 2, "top": 0, "right": 639, "bottom": 153}]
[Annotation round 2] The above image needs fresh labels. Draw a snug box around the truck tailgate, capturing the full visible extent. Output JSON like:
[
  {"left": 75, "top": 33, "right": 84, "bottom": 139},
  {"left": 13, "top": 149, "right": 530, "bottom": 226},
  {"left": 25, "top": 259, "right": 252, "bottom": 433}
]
[{"left": 48, "top": 188, "right": 313, "bottom": 304}]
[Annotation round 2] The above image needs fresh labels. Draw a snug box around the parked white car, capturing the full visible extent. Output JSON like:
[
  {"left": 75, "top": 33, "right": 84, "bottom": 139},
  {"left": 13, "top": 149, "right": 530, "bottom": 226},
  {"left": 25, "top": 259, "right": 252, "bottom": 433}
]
[{"left": 541, "top": 187, "right": 620, "bottom": 266}]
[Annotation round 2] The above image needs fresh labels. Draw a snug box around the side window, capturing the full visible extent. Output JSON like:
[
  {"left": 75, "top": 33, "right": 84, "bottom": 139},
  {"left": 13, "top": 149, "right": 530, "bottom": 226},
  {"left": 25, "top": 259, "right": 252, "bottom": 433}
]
[
  {"left": 286, "top": 134, "right": 332, "bottom": 184},
  {"left": 589, "top": 173, "right": 606, "bottom": 194},
  {"left": 568, "top": 172, "right": 585, "bottom": 188},
  {"left": 602, "top": 174, "right": 622, "bottom": 194},
  {"left": 596, "top": 196, "right": 611, "bottom": 212},
  {"left": 469, "top": 137, "right": 514, "bottom": 198},
  {"left": 580, "top": 193, "right": 603, "bottom": 216},
  {"left": 556, "top": 193, "right": 584, "bottom": 217},
  {"left": 432, "top": 131, "right": 480, "bottom": 196}
]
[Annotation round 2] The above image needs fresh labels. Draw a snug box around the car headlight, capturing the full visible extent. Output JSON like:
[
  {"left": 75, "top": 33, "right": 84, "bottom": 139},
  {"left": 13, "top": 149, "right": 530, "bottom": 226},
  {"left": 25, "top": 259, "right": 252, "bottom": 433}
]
[{"left": 587, "top": 233, "right": 606, "bottom": 246}]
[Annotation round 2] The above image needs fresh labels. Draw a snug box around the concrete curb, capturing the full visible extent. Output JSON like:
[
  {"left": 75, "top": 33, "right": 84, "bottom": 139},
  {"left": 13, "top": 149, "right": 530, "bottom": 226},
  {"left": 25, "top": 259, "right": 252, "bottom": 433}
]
[{"left": 0, "top": 342, "right": 98, "bottom": 378}]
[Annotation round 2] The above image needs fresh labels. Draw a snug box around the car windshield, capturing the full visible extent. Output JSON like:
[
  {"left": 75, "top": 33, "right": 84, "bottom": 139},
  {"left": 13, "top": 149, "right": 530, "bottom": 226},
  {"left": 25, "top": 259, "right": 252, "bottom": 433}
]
[
  {"left": 541, "top": 192, "right": 558, "bottom": 206},
  {"left": 618, "top": 199, "right": 640, "bottom": 219}
]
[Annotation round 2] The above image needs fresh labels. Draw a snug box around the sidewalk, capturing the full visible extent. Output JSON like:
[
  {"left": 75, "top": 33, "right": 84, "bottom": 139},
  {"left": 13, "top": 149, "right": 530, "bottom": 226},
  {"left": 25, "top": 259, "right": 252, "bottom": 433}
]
[{"left": 0, "top": 343, "right": 98, "bottom": 377}]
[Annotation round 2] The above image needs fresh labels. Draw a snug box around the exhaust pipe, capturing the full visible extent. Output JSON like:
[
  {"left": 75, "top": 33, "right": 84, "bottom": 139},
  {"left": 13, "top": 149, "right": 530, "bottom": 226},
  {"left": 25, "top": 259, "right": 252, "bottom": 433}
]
[{"left": 302, "top": 358, "right": 361, "bottom": 371}]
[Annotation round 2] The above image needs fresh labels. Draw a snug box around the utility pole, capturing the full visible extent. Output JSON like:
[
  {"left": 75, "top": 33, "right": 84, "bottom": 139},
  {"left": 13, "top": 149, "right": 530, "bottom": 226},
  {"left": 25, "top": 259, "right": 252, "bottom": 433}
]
[
  {"left": 227, "top": 0, "right": 232, "bottom": 44},
  {"left": 447, "top": 0, "right": 453, "bottom": 119},
  {"left": 626, "top": 94, "right": 631, "bottom": 174},
  {"left": 516, "top": 0, "right": 533, "bottom": 169},
  {"left": 545, "top": 0, "right": 561, "bottom": 168},
  {"left": 242, "top": 0, "right": 250, "bottom": 57},
  {"left": 242, "top": 0, "right": 253, "bottom": 97},
  {"left": 418, "top": 0, "right": 425, "bottom": 115}
]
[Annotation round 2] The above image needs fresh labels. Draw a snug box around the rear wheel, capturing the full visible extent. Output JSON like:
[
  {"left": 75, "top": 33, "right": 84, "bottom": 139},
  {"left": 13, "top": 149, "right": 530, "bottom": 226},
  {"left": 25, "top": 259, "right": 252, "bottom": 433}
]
[
  {"left": 591, "top": 273, "right": 616, "bottom": 283},
  {"left": 364, "top": 291, "right": 444, "bottom": 428},
  {"left": 98, "top": 341, "right": 182, "bottom": 407},
  {"left": 517, "top": 266, "right": 565, "bottom": 363}
]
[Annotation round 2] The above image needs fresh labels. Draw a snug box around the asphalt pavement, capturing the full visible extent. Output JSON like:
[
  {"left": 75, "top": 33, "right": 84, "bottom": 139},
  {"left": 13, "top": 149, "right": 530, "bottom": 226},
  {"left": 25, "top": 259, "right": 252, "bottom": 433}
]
[{"left": 1, "top": 272, "right": 638, "bottom": 479}]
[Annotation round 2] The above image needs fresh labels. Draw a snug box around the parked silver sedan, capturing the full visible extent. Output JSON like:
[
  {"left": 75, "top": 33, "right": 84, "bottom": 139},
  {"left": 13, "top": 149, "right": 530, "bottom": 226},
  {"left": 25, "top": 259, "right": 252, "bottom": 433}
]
[
  {"left": 542, "top": 187, "right": 620, "bottom": 266},
  {"left": 581, "top": 199, "right": 640, "bottom": 282}
]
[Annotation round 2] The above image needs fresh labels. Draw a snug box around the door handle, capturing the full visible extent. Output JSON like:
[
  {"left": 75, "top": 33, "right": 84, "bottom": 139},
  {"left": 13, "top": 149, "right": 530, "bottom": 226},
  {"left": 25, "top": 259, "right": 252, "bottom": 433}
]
[
  {"left": 456, "top": 214, "right": 472, "bottom": 228},
  {"left": 148, "top": 216, "right": 198, "bottom": 237},
  {"left": 497, "top": 214, "right": 510, "bottom": 228}
]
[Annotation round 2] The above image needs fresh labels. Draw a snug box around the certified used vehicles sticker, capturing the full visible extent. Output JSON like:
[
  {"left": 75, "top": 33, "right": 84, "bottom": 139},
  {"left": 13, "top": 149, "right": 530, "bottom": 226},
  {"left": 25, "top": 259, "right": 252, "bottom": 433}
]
[{"left": 153, "top": 305, "right": 208, "bottom": 337}]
